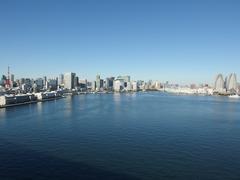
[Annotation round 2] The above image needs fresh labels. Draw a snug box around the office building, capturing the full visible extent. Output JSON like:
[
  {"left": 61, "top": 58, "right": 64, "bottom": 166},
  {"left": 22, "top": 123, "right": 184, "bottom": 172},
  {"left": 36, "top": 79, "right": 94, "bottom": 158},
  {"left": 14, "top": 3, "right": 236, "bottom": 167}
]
[{"left": 64, "top": 72, "right": 76, "bottom": 90}]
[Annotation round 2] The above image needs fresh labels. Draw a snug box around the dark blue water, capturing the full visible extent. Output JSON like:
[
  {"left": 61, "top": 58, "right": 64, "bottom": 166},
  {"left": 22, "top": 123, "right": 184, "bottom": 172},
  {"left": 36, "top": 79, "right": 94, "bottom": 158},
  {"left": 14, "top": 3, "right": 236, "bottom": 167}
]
[{"left": 1, "top": 92, "right": 240, "bottom": 180}]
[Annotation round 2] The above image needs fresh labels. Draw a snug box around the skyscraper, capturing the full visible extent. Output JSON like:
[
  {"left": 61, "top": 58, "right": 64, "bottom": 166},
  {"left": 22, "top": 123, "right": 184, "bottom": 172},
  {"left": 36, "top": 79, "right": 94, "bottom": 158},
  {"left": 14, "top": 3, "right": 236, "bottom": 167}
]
[
  {"left": 227, "top": 73, "right": 238, "bottom": 92},
  {"left": 117, "top": 75, "right": 130, "bottom": 82},
  {"left": 43, "top": 76, "right": 47, "bottom": 89},
  {"left": 58, "top": 74, "right": 64, "bottom": 86},
  {"left": 64, "top": 72, "right": 76, "bottom": 90},
  {"left": 214, "top": 74, "right": 224, "bottom": 92},
  {"left": 96, "top": 75, "right": 101, "bottom": 91},
  {"left": 10, "top": 74, "right": 14, "bottom": 81},
  {"left": 35, "top": 78, "right": 44, "bottom": 89},
  {"left": 74, "top": 76, "right": 79, "bottom": 89},
  {"left": 92, "top": 81, "right": 96, "bottom": 91}
]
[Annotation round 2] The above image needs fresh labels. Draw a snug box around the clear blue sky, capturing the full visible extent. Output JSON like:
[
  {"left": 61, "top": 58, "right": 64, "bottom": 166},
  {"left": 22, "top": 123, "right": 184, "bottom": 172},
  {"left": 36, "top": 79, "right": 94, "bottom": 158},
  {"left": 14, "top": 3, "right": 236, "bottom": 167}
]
[{"left": 1, "top": 0, "right": 240, "bottom": 84}]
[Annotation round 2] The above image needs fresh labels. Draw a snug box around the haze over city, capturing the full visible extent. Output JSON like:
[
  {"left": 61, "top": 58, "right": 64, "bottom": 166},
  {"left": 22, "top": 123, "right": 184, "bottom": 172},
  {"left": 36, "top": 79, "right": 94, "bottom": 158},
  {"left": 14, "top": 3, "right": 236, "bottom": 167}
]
[{"left": 1, "top": 0, "right": 240, "bottom": 84}]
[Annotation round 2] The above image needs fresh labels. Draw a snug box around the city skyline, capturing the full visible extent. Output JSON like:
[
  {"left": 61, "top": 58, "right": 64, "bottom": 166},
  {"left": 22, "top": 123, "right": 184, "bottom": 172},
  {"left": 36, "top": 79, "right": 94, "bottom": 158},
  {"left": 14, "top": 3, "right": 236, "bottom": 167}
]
[
  {"left": 1, "top": 67, "right": 239, "bottom": 87},
  {"left": 1, "top": 0, "right": 240, "bottom": 83}
]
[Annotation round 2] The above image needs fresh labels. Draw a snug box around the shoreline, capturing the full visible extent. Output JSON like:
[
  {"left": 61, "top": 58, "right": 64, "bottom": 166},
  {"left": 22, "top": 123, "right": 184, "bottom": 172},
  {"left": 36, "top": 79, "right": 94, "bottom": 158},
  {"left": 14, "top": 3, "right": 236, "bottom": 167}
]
[
  {"left": 0, "top": 91, "right": 238, "bottom": 109},
  {"left": 0, "top": 96, "right": 64, "bottom": 109}
]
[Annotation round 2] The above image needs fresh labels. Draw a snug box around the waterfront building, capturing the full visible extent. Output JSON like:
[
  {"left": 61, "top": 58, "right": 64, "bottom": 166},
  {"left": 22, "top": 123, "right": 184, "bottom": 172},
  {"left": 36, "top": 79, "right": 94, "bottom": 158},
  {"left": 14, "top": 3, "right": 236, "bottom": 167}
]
[
  {"left": 0, "top": 94, "right": 31, "bottom": 106},
  {"left": 104, "top": 77, "right": 114, "bottom": 90},
  {"left": 105, "top": 78, "right": 110, "bottom": 90},
  {"left": 224, "top": 77, "right": 228, "bottom": 89},
  {"left": 32, "top": 82, "right": 38, "bottom": 93},
  {"left": 20, "top": 78, "right": 25, "bottom": 86},
  {"left": 74, "top": 76, "right": 79, "bottom": 89},
  {"left": 21, "top": 84, "right": 27, "bottom": 92},
  {"left": 92, "top": 81, "right": 96, "bottom": 91},
  {"left": 43, "top": 76, "right": 47, "bottom": 89},
  {"left": 35, "top": 78, "right": 44, "bottom": 89},
  {"left": 78, "top": 79, "right": 87, "bottom": 90},
  {"left": 132, "top": 81, "right": 138, "bottom": 91},
  {"left": 64, "top": 72, "right": 76, "bottom": 90},
  {"left": 79, "top": 80, "right": 87, "bottom": 91},
  {"left": 117, "top": 75, "right": 130, "bottom": 82},
  {"left": 100, "top": 79, "right": 104, "bottom": 89},
  {"left": 10, "top": 74, "right": 14, "bottom": 88},
  {"left": 48, "top": 79, "right": 58, "bottom": 90},
  {"left": 214, "top": 74, "right": 225, "bottom": 92},
  {"left": 0, "top": 75, "right": 6, "bottom": 86},
  {"left": 126, "top": 82, "right": 132, "bottom": 91},
  {"left": 155, "top": 81, "right": 161, "bottom": 90},
  {"left": 227, "top": 73, "right": 238, "bottom": 92},
  {"left": 96, "top": 75, "right": 101, "bottom": 91},
  {"left": 114, "top": 79, "right": 124, "bottom": 92},
  {"left": 87, "top": 81, "right": 92, "bottom": 90},
  {"left": 58, "top": 74, "right": 64, "bottom": 86},
  {"left": 10, "top": 74, "right": 14, "bottom": 82}
]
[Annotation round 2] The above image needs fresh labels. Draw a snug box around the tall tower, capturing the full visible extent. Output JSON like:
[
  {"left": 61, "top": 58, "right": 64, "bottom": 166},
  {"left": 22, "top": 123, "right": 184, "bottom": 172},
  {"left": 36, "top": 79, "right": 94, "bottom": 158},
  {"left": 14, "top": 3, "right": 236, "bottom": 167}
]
[
  {"left": 96, "top": 75, "right": 101, "bottom": 91},
  {"left": 5, "top": 66, "right": 11, "bottom": 89}
]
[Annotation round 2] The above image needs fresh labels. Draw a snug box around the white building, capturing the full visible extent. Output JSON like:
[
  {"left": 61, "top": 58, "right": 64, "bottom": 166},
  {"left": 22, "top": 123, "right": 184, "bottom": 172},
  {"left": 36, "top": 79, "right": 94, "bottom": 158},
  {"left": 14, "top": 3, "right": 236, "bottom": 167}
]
[
  {"left": 126, "top": 82, "right": 132, "bottom": 91},
  {"left": 92, "top": 81, "right": 96, "bottom": 91},
  {"left": 96, "top": 75, "right": 101, "bottom": 91},
  {"left": 64, "top": 72, "right": 76, "bottom": 90},
  {"left": 132, "top": 81, "right": 138, "bottom": 91},
  {"left": 227, "top": 73, "right": 238, "bottom": 92},
  {"left": 114, "top": 80, "right": 124, "bottom": 92},
  {"left": 214, "top": 74, "right": 225, "bottom": 93}
]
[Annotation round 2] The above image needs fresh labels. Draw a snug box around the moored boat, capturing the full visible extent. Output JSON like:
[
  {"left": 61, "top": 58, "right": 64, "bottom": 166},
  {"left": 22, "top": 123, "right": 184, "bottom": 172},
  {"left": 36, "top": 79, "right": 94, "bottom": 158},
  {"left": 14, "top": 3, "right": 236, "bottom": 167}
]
[{"left": 229, "top": 94, "right": 240, "bottom": 98}]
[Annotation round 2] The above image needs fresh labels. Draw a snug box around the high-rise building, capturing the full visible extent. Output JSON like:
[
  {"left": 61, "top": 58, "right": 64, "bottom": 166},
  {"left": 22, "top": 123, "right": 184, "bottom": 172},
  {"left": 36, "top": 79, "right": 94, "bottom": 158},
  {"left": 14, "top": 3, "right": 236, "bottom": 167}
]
[
  {"left": 227, "top": 73, "right": 238, "bottom": 92},
  {"left": 96, "top": 75, "right": 101, "bottom": 91},
  {"left": 74, "top": 76, "right": 79, "bottom": 88},
  {"left": 48, "top": 79, "right": 58, "bottom": 90},
  {"left": 117, "top": 75, "right": 130, "bottom": 82},
  {"left": 64, "top": 72, "right": 76, "bottom": 90},
  {"left": 79, "top": 79, "right": 87, "bottom": 90},
  {"left": 10, "top": 74, "right": 15, "bottom": 88},
  {"left": 10, "top": 74, "right": 14, "bottom": 83},
  {"left": 58, "top": 74, "right": 64, "bottom": 86},
  {"left": 105, "top": 78, "right": 110, "bottom": 90},
  {"left": 100, "top": 79, "right": 104, "bottom": 89},
  {"left": 105, "top": 77, "right": 114, "bottom": 90},
  {"left": 0, "top": 75, "right": 6, "bottom": 86},
  {"left": 92, "top": 81, "right": 96, "bottom": 91},
  {"left": 35, "top": 78, "right": 44, "bottom": 89},
  {"left": 214, "top": 74, "right": 225, "bottom": 92},
  {"left": 114, "top": 79, "right": 124, "bottom": 92},
  {"left": 43, "top": 76, "right": 47, "bottom": 89},
  {"left": 132, "top": 81, "right": 138, "bottom": 91}
]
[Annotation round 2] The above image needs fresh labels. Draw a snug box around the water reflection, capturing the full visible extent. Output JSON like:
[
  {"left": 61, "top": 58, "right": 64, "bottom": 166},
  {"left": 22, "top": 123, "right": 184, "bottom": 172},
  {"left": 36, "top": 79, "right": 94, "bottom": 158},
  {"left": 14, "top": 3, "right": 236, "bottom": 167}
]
[
  {"left": 113, "top": 93, "right": 121, "bottom": 104},
  {"left": 0, "top": 108, "right": 6, "bottom": 124},
  {"left": 1, "top": 93, "right": 240, "bottom": 180},
  {"left": 63, "top": 96, "right": 74, "bottom": 119},
  {"left": 37, "top": 102, "right": 43, "bottom": 115},
  {"left": 113, "top": 93, "right": 122, "bottom": 114}
]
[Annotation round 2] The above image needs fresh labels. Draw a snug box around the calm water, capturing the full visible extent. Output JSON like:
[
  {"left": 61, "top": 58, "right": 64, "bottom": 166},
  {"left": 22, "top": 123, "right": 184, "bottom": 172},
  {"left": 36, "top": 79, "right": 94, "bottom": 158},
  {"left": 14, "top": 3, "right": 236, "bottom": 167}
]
[{"left": 1, "top": 92, "right": 240, "bottom": 180}]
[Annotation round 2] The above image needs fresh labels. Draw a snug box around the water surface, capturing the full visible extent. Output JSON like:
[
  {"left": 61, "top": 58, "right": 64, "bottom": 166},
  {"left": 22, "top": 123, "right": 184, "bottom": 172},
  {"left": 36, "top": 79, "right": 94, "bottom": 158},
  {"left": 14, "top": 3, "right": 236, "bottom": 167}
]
[{"left": 0, "top": 92, "right": 240, "bottom": 180}]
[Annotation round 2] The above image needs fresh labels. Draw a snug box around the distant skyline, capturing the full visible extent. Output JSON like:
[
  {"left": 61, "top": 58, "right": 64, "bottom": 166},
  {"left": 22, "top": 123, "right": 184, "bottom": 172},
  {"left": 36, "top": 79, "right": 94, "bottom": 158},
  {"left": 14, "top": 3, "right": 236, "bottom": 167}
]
[{"left": 1, "top": 0, "right": 240, "bottom": 84}]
